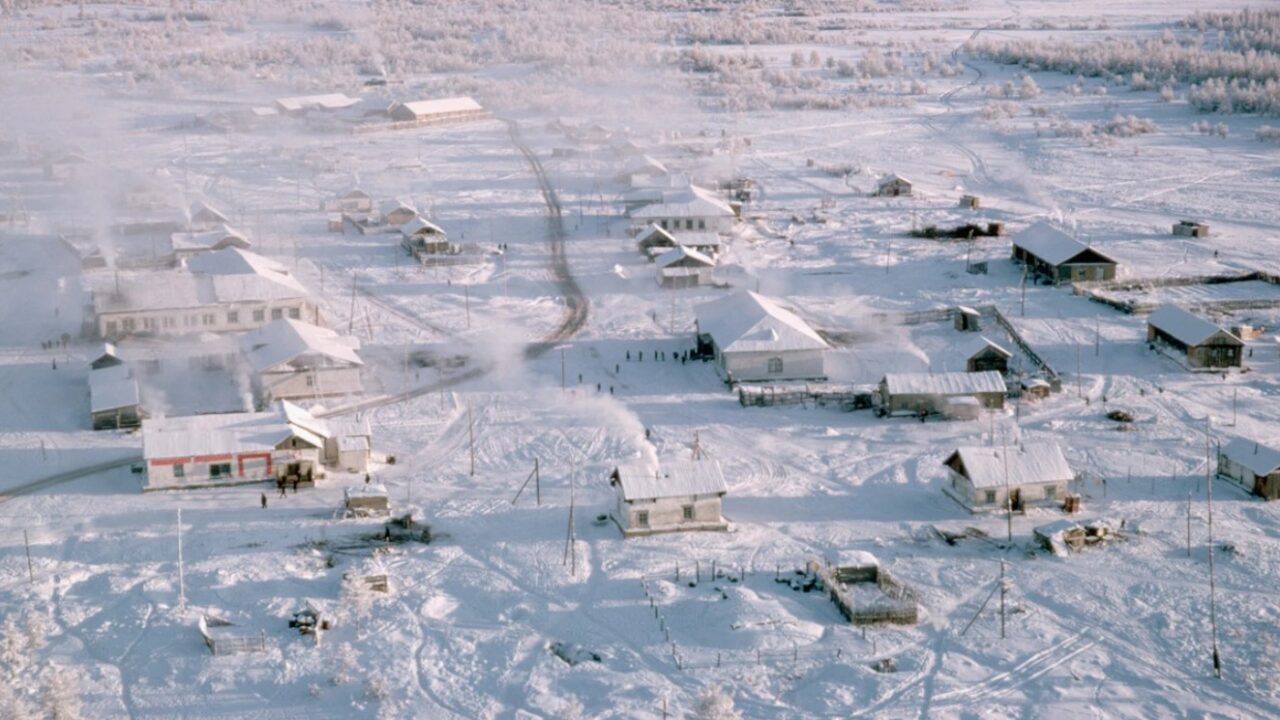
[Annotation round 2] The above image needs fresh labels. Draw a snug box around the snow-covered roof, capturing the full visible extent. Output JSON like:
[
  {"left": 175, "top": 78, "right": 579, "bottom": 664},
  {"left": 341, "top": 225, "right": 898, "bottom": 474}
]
[
  {"left": 1012, "top": 221, "right": 1115, "bottom": 266},
  {"left": 401, "top": 216, "right": 446, "bottom": 237},
  {"left": 883, "top": 371, "right": 1006, "bottom": 396},
  {"left": 1148, "top": 305, "right": 1241, "bottom": 348},
  {"left": 94, "top": 274, "right": 210, "bottom": 314},
  {"left": 833, "top": 550, "right": 879, "bottom": 569},
  {"left": 239, "top": 318, "right": 363, "bottom": 373},
  {"left": 380, "top": 198, "right": 417, "bottom": 216},
  {"left": 169, "top": 225, "right": 250, "bottom": 253},
  {"left": 879, "top": 173, "right": 911, "bottom": 186},
  {"left": 959, "top": 336, "right": 1012, "bottom": 361},
  {"left": 656, "top": 245, "right": 715, "bottom": 269},
  {"left": 612, "top": 460, "right": 727, "bottom": 502},
  {"left": 338, "top": 188, "right": 371, "bottom": 200},
  {"left": 142, "top": 401, "right": 329, "bottom": 461},
  {"left": 89, "top": 364, "right": 140, "bottom": 413},
  {"left": 345, "top": 483, "right": 388, "bottom": 499},
  {"left": 673, "top": 232, "right": 722, "bottom": 249},
  {"left": 275, "top": 93, "right": 359, "bottom": 112},
  {"left": 621, "top": 154, "right": 668, "bottom": 177},
  {"left": 631, "top": 184, "right": 735, "bottom": 220},
  {"left": 947, "top": 443, "right": 1074, "bottom": 489},
  {"left": 189, "top": 200, "right": 228, "bottom": 224},
  {"left": 183, "top": 248, "right": 308, "bottom": 299},
  {"left": 1220, "top": 437, "right": 1280, "bottom": 477},
  {"left": 695, "top": 291, "right": 829, "bottom": 354},
  {"left": 391, "top": 96, "right": 483, "bottom": 118}
]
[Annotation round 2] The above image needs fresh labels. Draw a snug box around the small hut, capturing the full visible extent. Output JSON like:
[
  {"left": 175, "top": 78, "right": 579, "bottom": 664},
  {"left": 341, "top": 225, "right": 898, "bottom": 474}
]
[
  {"left": 875, "top": 174, "right": 912, "bottom": 197},
  {"left": 1147, "top": 305, "right": 1243, "bottom": 369},
  {"left": 655, "top": 246, "right": 715, "bottom": 288},
  {"left": 400, "top": 217, "right": 449, "bottom": 256},
  {"left": 959, "top": 194, "right": 981, "bottom": 209},
  {"left": 960, "top": 336, "right": 1012, "bottom": 374},
  {"left": 344, "top": 484, "right": 390, "bottom": 517},
  {"left": 1172, "top": 220, "right": 1209, "bottom": 238},
  {"left": 1217, "top": 437, "right": 1280, "bottom": 500},
  {"left": 953, "top": 306, "right": 981, "bottom": 332}
]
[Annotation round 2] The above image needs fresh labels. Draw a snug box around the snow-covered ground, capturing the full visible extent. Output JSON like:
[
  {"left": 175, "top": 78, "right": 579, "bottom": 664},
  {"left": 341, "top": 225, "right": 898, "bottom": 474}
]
[{"left": 1, "top": 1, "right": 1279, "bottom": 718}]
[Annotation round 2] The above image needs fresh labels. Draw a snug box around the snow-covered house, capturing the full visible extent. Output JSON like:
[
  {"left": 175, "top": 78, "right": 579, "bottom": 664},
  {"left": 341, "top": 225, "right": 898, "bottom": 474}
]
[
  {"left": 1173, "top": 220, "right": 1209, "bottom": 238},
  {"left": 400, "top": 217, "right": 450, "bottom": 258},
  {"left": 943, "top": 443, "right": 1075, "bottom": 511},
  {"left": 960, "top": 336, "right": 1012, "bottom": 374},
  {"left": 1217, "top": 437, "right": 1280, "bottom": 500},
  {"left": 142, "top": 401, "right": 370, "bottom": 491},
  {"left": 274, "top": 93, "right": 359, "bottom": 115},
  {"left": 1147, "top": 305, "right": 1243, "bottom": 369},
  {"left": 380, "top": 199, "right": 419, "bottom": 228},
  {"left": 630, "top": 184, "right": 737, "bottom": 234},
  {"left": 609, "top": 460, "right": 728, "bottom": 537},
  {"left": 636, "top": 223, "right": 677, "bottom": 257},
  {"left": 655, "top": 246, "right": 715, "bottom": 288},
  {"left": 90, "top": 342, "right": 123, "bottom": 370},
  {"left": 387, "top": 97, "right": 486, "bottom": 124},
  {"left": 879, "top": 371, "right": 1006, "bottom": 417},
  {"left": 93, "top": 248, "right": 317, "bottom": 340},
  {"left": 189, "top": 200, "right": 230, "bottom": 230},
  {"left": 89, "top": 362, "right": 143, "bottom": 430},
  {"left": 875, "top": 174, "right": 912, "bottom": 197},
  {"left": 1011, "top": 221, "right": 1117, "bottom": 285},
  {"left": 695, "top": 291, "right": 829, "bottom": 383},
  {"left": 238, "top": 319, "right": 363, "bottom": 404},
  {"left": 169, "top": 225, "right": 250, "bottom": 260},
  {"left": 322, "top": 188, "right": 374, "bottom": 214}
]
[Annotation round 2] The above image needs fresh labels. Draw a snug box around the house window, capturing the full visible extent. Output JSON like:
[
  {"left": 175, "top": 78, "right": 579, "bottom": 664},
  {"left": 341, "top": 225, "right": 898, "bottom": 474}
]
[
  {"left": 209, "top": 462, "right": 232, "bottom": 478},
  {"left": 142, "top": 318, "right": 155, "bottom": 330},
  {"left": 682, "top": 505, "right": 695, "bottom": 521},
  {"left": 288, "top": 308, "right": 301, "bottom": 320},
  {"left": 983, "top": 490, "right": 996, "bottom": 504},
  {"left": 253, "top": 309, "right": 265, "bottom": 322},
  {"left": 698, "top": 219, "right": 706, "bottom": 230},
  {"left": 105, "top": 321, "right": 118, "bottom": 336},
  {"left": 686, "top": 219, "right": 693, "bottom": 230},
  {"left": 173, "top": 464, "right": 185, "bottom": 478},
  {"left": 305, "top": 375, "right": 314, "bottom": 387},
  {"left": 1044, "top": 485, "right": 1057, "bottom": 499},
  {"left": 227, "top": 310, "right": 239, "bottom": 324},
  {"left": 163, "top": 317, "right": 176, "bottom": 328},
  {"left": 122, "top": 318, "right": 136, "bottom": 332},
  {"left": 636, "top": 510, "right": 649, "bottom": 527},
  {"left": 203, "top": 314, "right": 215, "bottom": 326},
  {"left": 767, "top": 357, "right": 784, "bottom": 374},
  {"left": 184, "top": 315, "right": 195, "bottom": 327},
  {"left": 271, "top": 308, "right": 283, "bottom": 320},
  {"left": 659, "top": 220, "right": 668, "bottom": 230}
]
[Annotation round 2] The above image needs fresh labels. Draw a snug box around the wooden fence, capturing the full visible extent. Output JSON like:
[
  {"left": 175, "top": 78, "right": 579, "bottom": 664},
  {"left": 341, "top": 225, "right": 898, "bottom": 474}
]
[
  {"left": 811, "top": 561, "right": 919, "bottom": 626},
  {"left": 738, "top": 384, "right": 875, "bottom": 409},
  {"left": 199, "top": 615, "right": 267, "bottom": 656},
  {"left": 1073, "top": 270, "right": 1280, "bottom": 315}
]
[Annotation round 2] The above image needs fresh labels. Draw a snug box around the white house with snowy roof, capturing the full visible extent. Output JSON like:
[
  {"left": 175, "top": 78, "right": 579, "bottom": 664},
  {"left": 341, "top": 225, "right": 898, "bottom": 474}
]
[
  {"left": 943, "top": 442, "right": 1075, "bottom": 511},
  {"left": 609, "top": 460, "right": 728, "bottom": 537},
  {"left": 630, "top": 183, "right": 737, "bottom": 234},
  {"left": 238, "top": 318, "right": 364, "bottom": 404},
  {"left": 274, "top": 93, "right": 360, "bottom": 115},
  {"left": 655, "top": 246, "right": 715, "bottom": 288},
  {"left": 92, "top": 248, "right": 318, "bottom": 340},
  {"left": 1217, "top": 437, "right": 1280, "bottom": 500},
  {"left": 694, "top": 291, "right": 829, "bottom": 382},
  {"left": 387, "top": 96, "right": 486, "bottom": 124},
  {"left": 142, "top": 401, "right": 371, "bottom": 491}
]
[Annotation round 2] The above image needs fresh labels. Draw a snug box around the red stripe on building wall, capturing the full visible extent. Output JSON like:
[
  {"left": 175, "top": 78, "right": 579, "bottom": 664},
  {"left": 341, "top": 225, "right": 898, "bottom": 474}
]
[
  {"left": 193, "top": 454, "right": 234, "bottom": 463},
  {"left": 149, "top": 457, "right": 193, "bottom": 467}
]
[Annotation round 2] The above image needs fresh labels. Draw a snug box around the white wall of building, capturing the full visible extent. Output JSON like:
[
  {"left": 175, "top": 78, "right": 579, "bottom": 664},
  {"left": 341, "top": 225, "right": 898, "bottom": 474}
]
[{"left": 716, "top": 347, "right": 826, "bottom": 383}]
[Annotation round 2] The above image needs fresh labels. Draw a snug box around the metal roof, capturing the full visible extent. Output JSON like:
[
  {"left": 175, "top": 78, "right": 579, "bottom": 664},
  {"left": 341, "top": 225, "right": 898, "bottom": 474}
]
[
  {"left": 392, "top": 96, "right": 483, "bottom": 118},
  {"left": 695, "top": 291, "right": 829, "bottom": 354},
  {"left": 239, "top": 318, "right": 363, "bottom": 373},
  {"left": 89, "top": 364, "right": 140, "bottom": 413},
  {"left": 631, "top": 184, "right": 735, "bottom": 220},
  {"left": 947, "top": 442, "right": 1074, "bottom": 489},
  {"left": 1148, "top": 305, "right": 1241, "bottom": 348},
  {"left": 1012, "top": 221, "right": 1115, "bottom": 266},
  {"left": 142, "top": 401, "right": 329, "bottom": 461},
  {"left": 958, "top": 336, "right": 1012, "bottom": 361},
  {"left": 656, "top": 246, "right": 715, "bottom": 269},
  {"left": 275, "top": 93, "right": 359, "bottom": 112},
  {"left": 883, "top": 371, "right": 1006, "bottom": 396},
  {"left": 1220, "top": 437, "right": 1280, "bottom": 477},
  {"left": 613, "top": 460, "right": 727, "bottom": 502}
]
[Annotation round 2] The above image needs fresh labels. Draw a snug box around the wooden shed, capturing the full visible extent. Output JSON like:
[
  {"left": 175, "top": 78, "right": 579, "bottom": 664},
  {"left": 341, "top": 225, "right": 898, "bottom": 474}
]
[
  {"left": 879, "top": 371, "right": 1006, "bottom": 417},
  {"left": 655, "top": 246, "right": 715, "bottom": 288},
  {"left": 943, "top": 442, "right": 1075, "bottom": 512},
  {"left": 875, "top": 174, "right": 912, "bottom": 197},
  {"left": 1146, "top": 305, "right": 1243, "bottom": 369},
  {"left": 960, "top": 336, "right": 1012, "bottom": 374},
  {"left": 1172, "top": 220, "right": 1209, "bottom": 238},
  {"left": 344, "top": 484, "right": 390, "bottom": 517},
  {"left": 1217, "top": 438, "right": 1280, "bottom": 500}
]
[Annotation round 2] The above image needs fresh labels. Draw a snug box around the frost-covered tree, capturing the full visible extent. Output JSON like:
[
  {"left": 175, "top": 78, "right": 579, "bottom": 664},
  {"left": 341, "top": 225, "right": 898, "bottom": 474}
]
[
  {"left": 0, "top": 681, "right": 33, "bottom": 720},
  {"left": 42, "top": 666, "right": 80, "bottom": 720},
  {"left": 328, "top": 642, "right": 359, "bottom": 686},
  {"left": 690, "top": 685, "right": 741, "bottom": 720}
]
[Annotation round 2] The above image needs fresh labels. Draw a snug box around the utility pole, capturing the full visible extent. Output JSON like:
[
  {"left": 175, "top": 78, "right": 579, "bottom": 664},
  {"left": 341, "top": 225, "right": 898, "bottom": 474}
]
[
  {"left": 1003, "top": 436, "right": 1013, "bottom": 543},
  {"left": 1076, "top": 342, "right": 1083, "bottom": 399},
  {"left": 999, "top": 560, "right": 1007, "bottom": 640},
  {"left": 177, "top": 509, "right": 186, "bottom": 611},
  {"left": 468, "top": 403, "right": 475, "bottom": 477},
  {"left": 1094, "top": 318, "right": 1100, "bottom": 356},
  {"left": 1206, "top": 428, "right": 1222, "bottom": 679},
  {"left": 1231, "top": 388, "right": 1237, "bottom": 427},
  {"left": 535, "top": 458, "right": 541, "bottom": 506},
  {"left": 560, "top": 346, "right": 566, "bottom": 391},
  {"left": 347, "top": 274, "right": 358, "bottom": 335},
  {"left": 23, "top": 529, "right": 33, "bottom": 584},
  {"left": 1020, "top": 265, "right": 1027, "bottom": 317},
  {"left": 1187, "top": 491, "right": 1192, "bottom": 557}
]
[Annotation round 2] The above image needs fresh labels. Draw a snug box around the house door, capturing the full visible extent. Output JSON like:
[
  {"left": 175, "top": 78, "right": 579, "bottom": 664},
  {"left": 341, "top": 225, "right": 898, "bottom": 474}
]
[{"left": 1009, "top": 489, "right": 1023, "bottom": 512}]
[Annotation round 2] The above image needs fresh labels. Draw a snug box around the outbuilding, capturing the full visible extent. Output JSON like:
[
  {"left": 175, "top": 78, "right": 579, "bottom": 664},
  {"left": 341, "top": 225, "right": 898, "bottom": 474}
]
[
  {"left": 189, "top": 200, "right": 230, "bottom": 230},
  {"left": 1173, "top": 220, "right": 1209, "bottom": 238},
  {"left": 875, "top": 174, "right": 912, "bottom": 197},
  {"left": 655, "top": 246, "right": 715, "bottom": 288},
  {"left": 1011, "top": 221, "right": 1117, "bottom": 285},
  {"left": 386, "top": 97, "right": 486, "bottom": 124},
  {"left": 695, "top": 291, "right": 829, "bottom": 383},
  {"left": 274, "top": 93, "right": 359, "bottom": 115},
  {"left": 1146, "top": 305, "right": 1243, "bottom": 369},
  {"left": 380, "top": 199, "right": 419, "bottom": 228},
  {"left": 960, "top": 336, "right": 1012, "bottom": 374},
  {"left": 344, "top": 484, "right": 390, "bottom": 517},
  {"left": 238, "top": 318, "right": 364, "bottom": 404},
  {"left": 879, "top": 371, "right": 1006, "bottom": 417},
  {"left": 943, "top": 442, "right": 1075, "bottom": 511},
  {"left": 401, "top": 216, "right": 449, "bottom": 258},
  {"left": 89, "top": 363, "right": 143, "bottom": 430},
  {"left": 322, "top": 188, "right": 374, "bottom": 214},
  {"left": 169, "top": 225, "right": 251, "bottom": 260},
  {"left": 1217, "top": 437, "right": 1280, "bottom": 500},
  {"left": 609, "top": 460, "right": 728, "bottom": 537}
]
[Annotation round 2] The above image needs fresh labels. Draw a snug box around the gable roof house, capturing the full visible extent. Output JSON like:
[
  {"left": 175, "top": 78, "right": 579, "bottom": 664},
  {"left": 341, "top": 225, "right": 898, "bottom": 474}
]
[
  {"left": 386, "top": 96, "right": 486, "bottom": 124},
  {"left": 1147, "top": 305, "right": 1243, "bottom": 369},
  {"left": 615, "top": 154, "right": 670, "bottom": 184},
  {"left": 189, "top": 200, "right": 230, "bottom": 230},
  {"left": 379, "top": 199, "right": 419, "bottom": 228},
  {"left": 169, "top": 224, "right": 251, "bottom": 260},
  {"left": 874, "top": 173, "right": 912, "bottom": 197},
  {"left": 960, "top": 336, "right": 1013, "bottom": 374},
  {"left": 943, "top": 442, "right": 1075, "bottom": 511},
  {"left": 321, "top": 188, "right": 374, "bottom": 214},
  {"left": 1011, "top": 221, "right": 1117, "bottom": 285},
  {"left": 695, "top": 291, "right": 829, "bottom": 383},
  {"left": 879, "top": 371, "right": 1007, "bottom": 418},
  {"left": 609, "top": 460, "right": 729, "bottom": 537},
  {"left": 274, "top": 93, "right": 360, "bottom": 115},
  {"left": 238, "top": 318, "right": 364, "bottom": 404},
  {"left": 93, "top": 248, "right": 317, "bottom": 340},
  {"left": 630, "top": 183, "right": 738, "bottom": 234},
  {"left": 89, "top": 362, "right": 143, "bottom": 430},
  {"left": 655, "top": 246, "right": 715, "bottom": 289},
  {"left": 1217, "top": 437, "right": 1280, "bottom": 500},
  {"left": 400, "top": 217, "right": 451, "bottom": 258}
]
